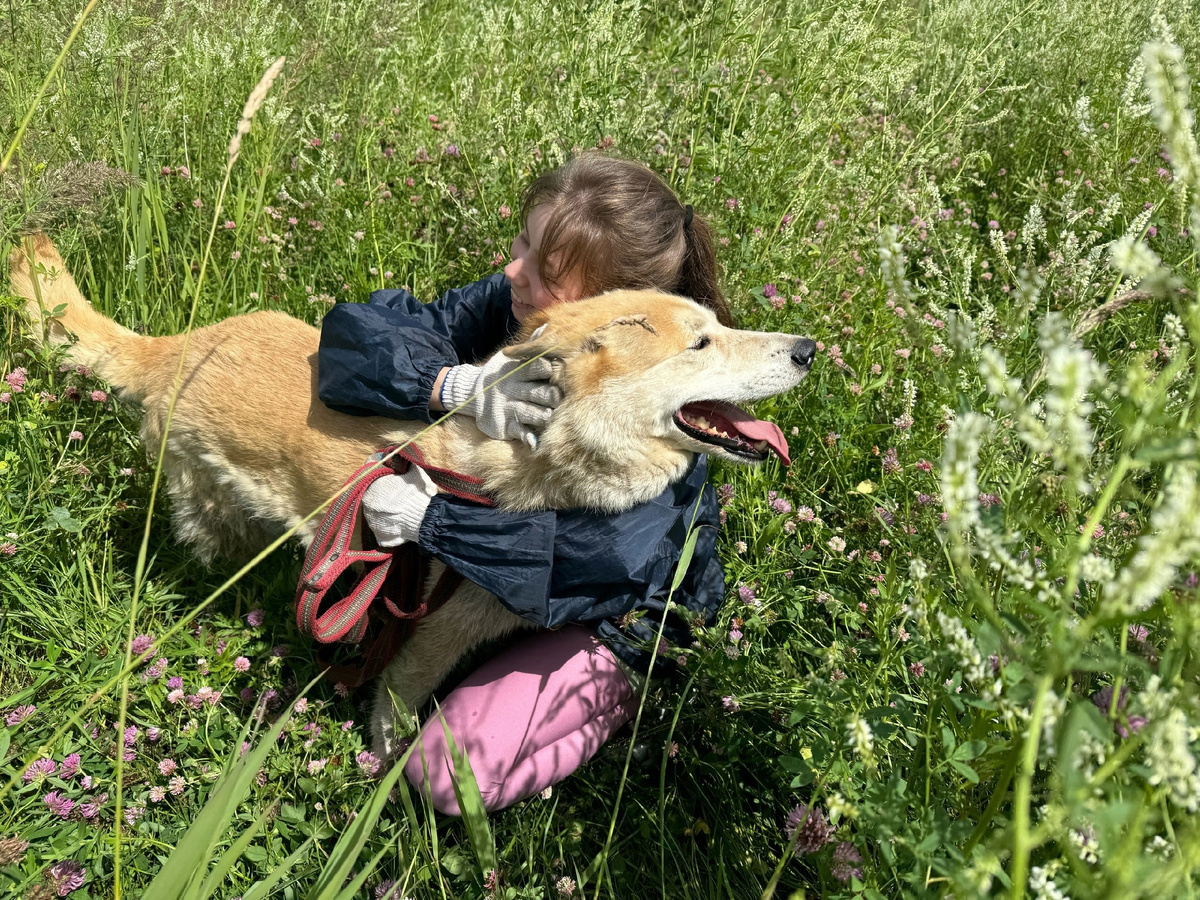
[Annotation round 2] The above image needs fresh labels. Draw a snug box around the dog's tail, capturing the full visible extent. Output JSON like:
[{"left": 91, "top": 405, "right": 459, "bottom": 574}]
[{"left": 10, "top": 233, "right": 173, "bottom": 400}]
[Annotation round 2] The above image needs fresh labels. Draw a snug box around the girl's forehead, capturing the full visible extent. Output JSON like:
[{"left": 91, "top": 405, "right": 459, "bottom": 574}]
[{"left": 525, "top": 204, "right": 555, "bottom": 245}]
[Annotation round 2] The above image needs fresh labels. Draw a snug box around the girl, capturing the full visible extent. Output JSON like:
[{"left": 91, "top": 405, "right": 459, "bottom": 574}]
[{"left": 317, "top": 154, "right": 734, "bottom": 815}]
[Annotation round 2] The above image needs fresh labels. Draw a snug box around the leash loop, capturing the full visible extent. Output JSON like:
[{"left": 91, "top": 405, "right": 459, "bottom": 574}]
[{"left": 295, "top": 443, "right": 493, "bottom": 687}]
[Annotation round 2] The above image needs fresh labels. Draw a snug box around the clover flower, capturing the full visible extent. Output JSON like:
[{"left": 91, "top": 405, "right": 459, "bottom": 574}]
[
  {"left": 44, "top": 792, "right": 74, "bottom": 818},
  {"left": 831, "top": 842, "right": 863, "bottom": 882},
  {"left": 846, "top": 714, "right": 874, "bottom": 764},
  {"left": 233, "top": 656, "right": 250, "bottom": 673},
  {"left": 159, "top": 758, "right": 177, "bottom": 777},
  {"left": 130, "top": 634, "right": 155, "bottom": 657},
  {"left": 59, "top": 754, "right": 81, "bottom": 779},
  {"left": 6, "top": 704, "right": 35, "bottom": 726},
  {"left": 23, "top": 758, "right": 56, "bottom": 783},
  {"left": 357, "top": 750, "right": 382, "bottom": 776},
  {"left": 1146, "top": 708, "right": 1200, "bottom": 811},
  {"left": 47, "top": 860, "right": 86, "bottom": 896},
  {"left": 784, "top": 804, "right": 833, "bottom": 855},
  {"left": 5, "top": 368, "right": 27, "bottom": 391},
  {"left": 555, "top": 875, "right": 578, "bottom": 898},
  {"left": 0, "top": 836, "right": 28, "bottom": 865}
]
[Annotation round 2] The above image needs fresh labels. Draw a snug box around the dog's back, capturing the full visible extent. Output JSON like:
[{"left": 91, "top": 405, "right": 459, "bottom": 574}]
[{"left": 11, "top": 234, "right": 416, "bottom": 560}]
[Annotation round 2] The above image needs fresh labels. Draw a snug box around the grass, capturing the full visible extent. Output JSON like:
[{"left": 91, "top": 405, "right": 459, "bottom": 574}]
[{"left": 2, "top": 0, "right": 1200, "bottom": 897}]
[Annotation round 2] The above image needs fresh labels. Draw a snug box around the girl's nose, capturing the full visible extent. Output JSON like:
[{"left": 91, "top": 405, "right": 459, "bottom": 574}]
[{"left": 505, "top": 255, "right": 524, "bottom": 285}]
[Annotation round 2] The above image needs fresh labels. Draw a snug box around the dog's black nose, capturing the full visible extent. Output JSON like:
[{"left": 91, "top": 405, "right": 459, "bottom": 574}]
[{"left": 791, "top": 339, "right": 816, "bottom": 368}]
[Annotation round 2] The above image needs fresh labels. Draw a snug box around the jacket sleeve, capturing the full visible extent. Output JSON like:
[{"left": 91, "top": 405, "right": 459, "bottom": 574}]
[
  {"left": 317, "top": 273, "right": 517, "bottom": 423},
  {"left": 415, "top": 457, "right": 725, "bottom": 648}
]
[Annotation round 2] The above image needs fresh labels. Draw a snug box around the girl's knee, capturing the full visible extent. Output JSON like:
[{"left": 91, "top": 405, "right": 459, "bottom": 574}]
[{"left": 402, "top": 727, "right": 504, "bottom": 816}]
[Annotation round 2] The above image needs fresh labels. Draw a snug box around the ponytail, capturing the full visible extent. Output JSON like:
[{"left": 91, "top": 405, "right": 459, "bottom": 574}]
[{"left": 676, "top": 212, "right": 735, "bottom": 328}]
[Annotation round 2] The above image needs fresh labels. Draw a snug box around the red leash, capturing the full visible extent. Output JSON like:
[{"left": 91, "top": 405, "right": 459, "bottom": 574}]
[{"left": 296, "top": 444, "right": 493, "bottom": 687}]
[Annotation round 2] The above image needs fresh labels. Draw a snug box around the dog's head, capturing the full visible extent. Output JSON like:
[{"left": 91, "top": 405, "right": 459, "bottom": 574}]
[{"left": 504, "top": 290, "right": 815, "bottom": 472}]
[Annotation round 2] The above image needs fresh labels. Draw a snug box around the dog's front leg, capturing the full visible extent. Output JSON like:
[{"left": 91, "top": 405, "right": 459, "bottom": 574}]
[{"left": 371, "top": 581, "right": 535, "bottom": 758}]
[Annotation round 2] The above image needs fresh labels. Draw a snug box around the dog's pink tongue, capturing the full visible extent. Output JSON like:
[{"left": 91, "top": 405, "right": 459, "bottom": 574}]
[{"left": 692, "top": 401, "right": 791, "bottom": 465}]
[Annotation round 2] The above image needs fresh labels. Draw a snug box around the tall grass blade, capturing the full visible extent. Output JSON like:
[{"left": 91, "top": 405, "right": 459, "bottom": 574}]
[{"left": 437, "top": 712, "right": 497, "bottom": 874}]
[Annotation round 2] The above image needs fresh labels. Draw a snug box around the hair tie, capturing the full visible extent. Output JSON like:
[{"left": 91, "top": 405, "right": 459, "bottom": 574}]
[{"left": 682, "top": 204, "right": 694, "bottom": 229}]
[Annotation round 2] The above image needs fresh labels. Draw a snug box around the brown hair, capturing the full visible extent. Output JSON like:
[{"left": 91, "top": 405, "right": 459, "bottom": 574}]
[{"left": 519, "top": 154, "right": 736, "bottom": 327}]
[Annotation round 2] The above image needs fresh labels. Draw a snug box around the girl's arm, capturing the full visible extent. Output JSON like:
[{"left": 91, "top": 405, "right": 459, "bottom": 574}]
[
  {"left": 416, "top": 459, "right": 723, "bottom": 645},
  {"left": 317, "top": 274, "right": 517, "bottom": 422}
]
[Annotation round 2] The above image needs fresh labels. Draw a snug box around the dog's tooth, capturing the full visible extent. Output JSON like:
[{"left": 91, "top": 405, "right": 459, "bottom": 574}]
[
  {"left": 754, "top": 440, "right": 768, "bottom": 450},
  {"left": 695, "top": 416, "right": 710, "bottom": 429}
]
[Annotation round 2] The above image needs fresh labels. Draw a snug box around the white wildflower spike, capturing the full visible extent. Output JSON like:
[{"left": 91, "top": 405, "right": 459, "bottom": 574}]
[
  {"left": 937, "top": 611, "right": 987, "bottom": 686},
  {"left": 1021, "top": 203, "right": 1046, "bottom": 254},
  {"left": 940, "top": 412, "right": 986, "bottom": 534},
  {"left": 1146, "top": 708, "right": 1200, "bottom": 812},
  {"left": 1076, "top": 555, "right": 1114, "bottom": 583},
  {"left": 228, "top": 56, "right": 287, "bottom": 165},
  {"left": 1162, "top": 313, "right": 1187, "bottom": 349},
  {"left": 1109, "top": 235, "right": 1166, "bottom": 283},
  {"left": 1122, "top": 56, "right": 1152, "bottom": 117},
  {"left": 1040, "top": 690, "right": 1066, "bottom": 757},
  {"left": 1039, "top": 313, "right": 1103, "bottom": 492},
  {"left": 1142, "top": 38, "right": 1200, "bottom": 247},
  {"left": 1074, "top": 94, "right": 1094, "bottom": 136},
  {"left": 1110, "top": 465, "right": 1200, "bottom": 614},
  {"left": 846, "top": 714, "right": 874, "bottom": 765},
  {"left": 1029, "top": 862, "right": 1069, "bottom": 900},
  {"left": 878, "top": 225, "right": 913, "bottom": 304}
]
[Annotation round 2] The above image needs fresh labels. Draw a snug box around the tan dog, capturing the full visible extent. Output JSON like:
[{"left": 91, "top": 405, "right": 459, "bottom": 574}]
[{"left": 11, "top": 233, "right": 815, "bottom": 755}]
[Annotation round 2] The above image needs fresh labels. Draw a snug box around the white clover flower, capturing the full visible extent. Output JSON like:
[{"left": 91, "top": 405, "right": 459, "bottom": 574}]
[
  {"left": 1143, "top": 40, "right": 1200, "bottom": 192},
  {"left": 909, "top": 557, "right": 929, "bottom": 582},
  {"left": 1146, "top": 708, "right": 1200, "bottom": 811},
  {"left": 1040, "top": 689, "right": 1067, "bottom": 758},
  {"left": 1111, "top": 466, "right": 1200, "bottom": 614},
  {"left": 1148, "top": 835, "right": 1175, "bottom": 860},
  {"left": 1068, "top": 824, "right": 1100, "bottom": 865},
  {"left": 988, "top": 226, "right": 1009, "bottom": 262}
]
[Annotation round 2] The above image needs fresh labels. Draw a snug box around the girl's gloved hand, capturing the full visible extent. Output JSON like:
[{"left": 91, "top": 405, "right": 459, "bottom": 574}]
[
  {"left": 441, "top": 347, "right": 561, "bottom": 449},
  {"left": 362, "top": 465, "right": 439, "bottom": 547}
]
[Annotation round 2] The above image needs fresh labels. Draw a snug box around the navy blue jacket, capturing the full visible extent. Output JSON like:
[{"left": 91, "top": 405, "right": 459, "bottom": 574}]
[{"left": 317, "top": 275, "right": 725, "bottom": 670}]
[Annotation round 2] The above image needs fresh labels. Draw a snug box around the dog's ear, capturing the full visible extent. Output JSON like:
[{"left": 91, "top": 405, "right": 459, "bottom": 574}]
[{"left": 503, "top": 322, "right": 564, "bottom": 362}]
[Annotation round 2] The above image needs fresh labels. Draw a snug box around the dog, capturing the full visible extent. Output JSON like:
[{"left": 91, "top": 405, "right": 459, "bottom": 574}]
[{"left": 11, "top": 233, "right": 816, "bottom": 755}]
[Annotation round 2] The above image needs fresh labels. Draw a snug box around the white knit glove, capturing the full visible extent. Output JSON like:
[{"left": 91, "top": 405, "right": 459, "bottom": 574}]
[
  {"left": 362, "top": 466, "right": 439, "bottom": 548},
  {"left": 441, "top": 346, "right": 560, "bottom": 448}
]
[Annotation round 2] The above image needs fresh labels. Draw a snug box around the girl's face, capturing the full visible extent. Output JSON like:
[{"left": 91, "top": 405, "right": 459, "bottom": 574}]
[{"left": 505, "top": 204, "right": 583, "bottom": 323}]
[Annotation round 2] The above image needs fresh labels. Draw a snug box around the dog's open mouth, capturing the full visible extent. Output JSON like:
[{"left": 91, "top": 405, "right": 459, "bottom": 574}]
[{"left": 674, "top": 401, "right": 790, "bottom": 465}]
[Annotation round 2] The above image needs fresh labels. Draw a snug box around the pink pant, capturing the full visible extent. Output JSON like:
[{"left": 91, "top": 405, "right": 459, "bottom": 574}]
[{"left": 404, "top": 625, "right": 636, "bottom": 815}]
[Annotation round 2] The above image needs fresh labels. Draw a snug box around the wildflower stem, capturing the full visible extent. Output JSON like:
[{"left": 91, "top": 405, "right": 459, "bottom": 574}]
[
  {"left": 962, "top": 742, "right": 1019, "bottom": 855},
  {"left": 0, "top": 0, "right": 101, "bottom": 177},
  {"left": 1068, "top": 454, "right": 1136, "bottom": 604},
  {"left": 1009, "top": 672, "right": 1053, "bottom": 900},
  {"left": 592, "top": 498, "right": 704, "bottom": 900}
]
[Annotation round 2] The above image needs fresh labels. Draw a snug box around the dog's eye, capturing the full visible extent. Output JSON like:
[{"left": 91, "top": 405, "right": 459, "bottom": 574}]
[{"left": 690, "top": 336, "right": 711, "bottom": 351}]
